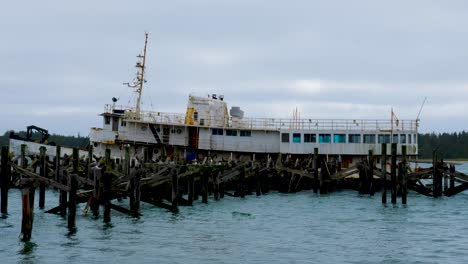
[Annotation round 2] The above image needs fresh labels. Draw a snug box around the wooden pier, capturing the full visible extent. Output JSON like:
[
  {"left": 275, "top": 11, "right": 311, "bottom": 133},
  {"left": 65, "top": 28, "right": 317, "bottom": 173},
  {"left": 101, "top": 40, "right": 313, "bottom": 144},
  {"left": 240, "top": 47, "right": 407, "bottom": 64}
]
[{"left": 1, "top": 143, "right": 468, "bottom": 241}]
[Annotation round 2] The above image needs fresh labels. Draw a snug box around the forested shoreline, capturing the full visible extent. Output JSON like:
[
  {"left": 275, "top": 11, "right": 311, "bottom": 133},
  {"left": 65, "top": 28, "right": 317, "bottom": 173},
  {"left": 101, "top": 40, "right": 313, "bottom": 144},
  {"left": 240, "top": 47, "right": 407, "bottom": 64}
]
[{"left": 1, "top": 130, "right": 467, "bottom": 159}]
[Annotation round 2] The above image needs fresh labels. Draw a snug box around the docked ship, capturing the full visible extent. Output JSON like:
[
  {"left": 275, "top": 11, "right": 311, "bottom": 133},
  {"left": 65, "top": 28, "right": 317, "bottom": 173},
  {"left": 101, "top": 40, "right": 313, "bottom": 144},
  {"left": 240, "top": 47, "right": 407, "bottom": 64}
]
[{"left": 89, "top": 34, "right": 419, "bottom": 167}]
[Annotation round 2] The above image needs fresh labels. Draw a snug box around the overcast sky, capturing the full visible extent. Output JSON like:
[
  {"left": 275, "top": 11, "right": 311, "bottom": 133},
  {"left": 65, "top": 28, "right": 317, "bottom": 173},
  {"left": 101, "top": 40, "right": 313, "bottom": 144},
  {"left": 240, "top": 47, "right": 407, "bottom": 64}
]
[{"left": 1, "top": 0, "right": 468, "bottom": 136}]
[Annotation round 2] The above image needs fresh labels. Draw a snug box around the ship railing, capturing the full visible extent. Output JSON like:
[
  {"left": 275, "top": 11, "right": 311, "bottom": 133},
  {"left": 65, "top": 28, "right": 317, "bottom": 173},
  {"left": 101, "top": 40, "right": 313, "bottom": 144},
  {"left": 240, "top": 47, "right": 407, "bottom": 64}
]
[
  {"left": 109, "top": 106, "right": 418, "bottom": 132},
  {"left": 239, "top": 118, "right": 418, "bottom": 132}
]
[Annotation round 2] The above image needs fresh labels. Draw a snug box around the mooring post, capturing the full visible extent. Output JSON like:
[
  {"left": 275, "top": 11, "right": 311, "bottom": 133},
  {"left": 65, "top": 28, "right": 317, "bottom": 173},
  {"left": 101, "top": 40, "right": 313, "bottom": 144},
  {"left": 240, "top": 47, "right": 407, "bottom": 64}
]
[
  {"left": 171, "top": 168, "right": 179, "bottom": 212},
  {"left": 381, "top": 144, "right": 387, "bottom": 204},
  {"left": 68, "top": 174, "right": 77, "bottom": 229},
  {"left": 401, "top": 145, "right": 407, "bottom": 204},
  {"left": 194, "top": 172, "right": 199, "bottom": 201},
  {"left": 368, "top": 149, "right": 374, "bottom": 196},
  {"left": 135, "top": 170, "right": 141, "bottom": 212},
  {"left": 39, "top": 146, "right": 47, "bottom": 209},
  {"left": 103, "top": 172, "right": 111, "bottom": 223},
  {"left": 214, "top": 171, "right": 220, "bottom": 200},
  {"left": 21, "top": 181, "right": 33, "bottom": 241},
  {"left": 443, "top": 162, "right": 448, "bottom": 193},
  {"left": 220, "top": 170, "right": 225, "bottom": 198},
  {"left": 55, "top": 145, "right": 61, "bottom": 183},
  {"left": 313, "top": 148, "right": 319, "bottom": 193},
  {"left": 105, "top": 148, "right": 111, "bottom": 167},
  {"left": 1, "top": 146, "right": 11, "bottom": 214},
  {"left": 320, "top": 160, "right": 328, "bottom": 194},
  {"left": 87, "top": 145, "right": 93, "bottom": 179},
  {"left": 239, "top": 166, "right": 245, "bottom": 198},
  {"left": 450, "top": 164, "right": 455, "bottom": 189},
  {"left": 127, "top": 146, "right": 136, "bottom": 211},
  {"left": 188, "top": 173, "right": 194, "bottom": 206},
  {"left": 91, "top": 167, "right": 100, "bottom": 216},
  {"left": 60, "top": 171, "right": 68, "bottom": 217},
  {"left": 255, "top": 167, "right": 261, "bottom": 196},
  {"left": 432, "top": 150, "right": 436, "bottom": 197},
  {"left": 202, "top": 172, "right": 208, "bottom": 203},
  {"left": 391, "top": 143, "right": 397, "bottom": 204}
]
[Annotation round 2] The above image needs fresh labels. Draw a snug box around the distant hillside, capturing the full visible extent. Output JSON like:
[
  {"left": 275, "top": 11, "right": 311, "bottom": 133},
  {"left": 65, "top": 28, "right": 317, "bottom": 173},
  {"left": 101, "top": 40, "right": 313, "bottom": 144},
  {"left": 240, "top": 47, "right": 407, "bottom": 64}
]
[
  {"left": 1, "top": 130, "right": 467, "bottom": 159},
  {"left": 0, "top": 130, "right": 89, "bottom": 149}
]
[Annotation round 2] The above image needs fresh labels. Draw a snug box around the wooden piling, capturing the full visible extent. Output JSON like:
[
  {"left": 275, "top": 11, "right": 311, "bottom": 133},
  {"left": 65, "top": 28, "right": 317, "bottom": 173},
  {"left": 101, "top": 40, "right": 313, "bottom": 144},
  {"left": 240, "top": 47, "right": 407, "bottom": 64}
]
[
  {"left": 450, "top": 164, "right": 455, "bottom": 189},
  {"left": 255, "top": 168, "right": 261, "bottom": 196},
  {"left": 313, "top": 148, "right": 318, "bottom": 193},
  {"left": 391, "top": 143, "right": 397, "bottom": 204},
  {"left": 432, "top": 150, "right": 440, "bottom": 198},
  {"left": 187, "top": 173, "right": 194, "bottom": 206},
  {"left": 91, "top": 167, "right": 100, "bottom": 216},
  {"left": 368, "top": 149, "right": 374, "bottom": 196},
  {"left": 105, "top": 148, "right": 111, "bottom": 167},
  {"left": 68, "top": 174, "right": 77, "bottom": 229},
  {"left": 39, "top": 146, "right": 47, "bottom": 209},
  {"left": 401, "top": 145, "right": 407, "bottom": 205},
  {"left": 103, "top": 172, "right": 111, "bottom": 223},
  {"left": 87, "top": 145, "right": 93, "bottom": 178},
  {"left": 239, "top": 166, "right": 245, "bottom": 198},
  {"left": 443, "top": 163, "right": 448, "bottom": 193},
  {"left": 1, "top": 146, "right": 11, "bottom": 214},
  {"left": 201, "top": 172, "right": 208, "bottom": 203},
  {"left": 381, "top": 144, "right": 387, "bottom": 204},
  {"left": 135, "top": 171, "right": 141, "bottom": 212},
  {"left": 55, "top": 145, "right": 61, "bottom": 183},
  {"left": 60, "top": 171, "right": 68, "bottom": 216},
  {"left": 171, "top": 169, "right": 178, "bottom": 212},
  {"left": 21, "top": 183, "right": 33, "bottom": 241},
  {"left": 214, "top": 172, "right": 220, "bottom": 200}
]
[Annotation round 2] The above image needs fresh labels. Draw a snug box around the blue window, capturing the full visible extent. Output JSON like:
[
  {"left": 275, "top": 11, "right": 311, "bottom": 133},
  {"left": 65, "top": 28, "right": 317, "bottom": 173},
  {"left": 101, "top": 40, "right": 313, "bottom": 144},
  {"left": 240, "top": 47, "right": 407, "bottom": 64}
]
[
  {"left": 348, "top": 134, "right": 361, "bottom": 143},
  {"left": 293, "top": 133, "right": 301, "bottom": 143},
  {"left": 319, "top": 134, "right": 331, "bottom": 143},
  {"left": 378, "top": 134, "right": 390, "bottom": 144},
  {"left": 334, "top": 134, "right": 346, "bottom": 143},
  {"left": 363, "top": 134, "right": 376, "bottom": 144}
]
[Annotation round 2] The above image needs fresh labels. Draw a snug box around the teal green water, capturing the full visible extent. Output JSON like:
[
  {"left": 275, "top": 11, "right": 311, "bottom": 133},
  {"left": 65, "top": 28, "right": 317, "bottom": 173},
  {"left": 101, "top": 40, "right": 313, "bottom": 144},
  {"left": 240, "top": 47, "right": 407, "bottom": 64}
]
[{"left": 1, "top": 164, "right": 468, "bottom": 263}]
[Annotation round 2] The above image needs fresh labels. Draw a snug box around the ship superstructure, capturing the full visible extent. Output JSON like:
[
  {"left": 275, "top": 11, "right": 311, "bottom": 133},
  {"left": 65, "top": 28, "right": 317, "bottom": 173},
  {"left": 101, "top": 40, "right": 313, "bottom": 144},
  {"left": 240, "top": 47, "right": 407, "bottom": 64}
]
[{"left": 89, "top": 34, "right": 419, "bottom": 166}]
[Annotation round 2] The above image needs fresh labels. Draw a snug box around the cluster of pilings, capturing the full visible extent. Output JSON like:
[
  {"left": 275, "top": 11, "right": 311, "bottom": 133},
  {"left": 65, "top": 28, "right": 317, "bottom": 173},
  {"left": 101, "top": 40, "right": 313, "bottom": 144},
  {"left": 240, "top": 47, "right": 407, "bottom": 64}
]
[{"left": 2, "top": 143, "right": 468, "bottom": 242}]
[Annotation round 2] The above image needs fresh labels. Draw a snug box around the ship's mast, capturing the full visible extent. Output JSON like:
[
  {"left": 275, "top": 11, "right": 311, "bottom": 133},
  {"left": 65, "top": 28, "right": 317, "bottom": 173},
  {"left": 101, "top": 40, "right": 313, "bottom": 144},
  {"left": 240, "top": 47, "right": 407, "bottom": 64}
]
[{"left": 125, "top": 33, "right": 149, "bottom": 119}]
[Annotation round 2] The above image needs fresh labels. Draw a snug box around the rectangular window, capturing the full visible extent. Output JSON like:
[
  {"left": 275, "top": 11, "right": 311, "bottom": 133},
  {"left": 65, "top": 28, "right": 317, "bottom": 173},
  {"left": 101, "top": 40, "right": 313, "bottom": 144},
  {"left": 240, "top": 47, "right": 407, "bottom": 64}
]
[
  {"left": 121, "top": 120, "right": 127, "bottom": 127},
  {"left": 378, "top": 134, "right": 390, "bottom": 144},
  {"left": 414, "top": 134, "right": 417, "bottom": 144},
  {"left": 211, "top": 128, "right": 223, "bottom": 135},
  {"left": 319, "top": 134, "right": 331, "bottom": 143},
  {"left": 104, "top": 116, "right": 111, "bottom": 125},
  {"left": 400, "top": 134, "right": 406, "bottom": 144},
  {"left": 333, "top": 134, "right": 346, "bottom": 143},
  {"left": 348, "top": 134, "right": 361, "bottom": 143},
  {"left": 281, "top": 133, "right": 289, "bottom": 143},
  {"left": 363, "top": 134, "right": 376, "bottom": 144},
  {"left": 392, "top": 134, "right": 399, "bottom": 144},
  {"left": 240, "top": 130, "right": 252, "bottom": 137},
  {"left": 408, "top": 134, "right": 412, "bottom": 144},
  {"left": 293, "top": 133, "right": 301, "bottom": 143},
  {"left": 226, "top": 129, "right": 237, "bottom": 136},
  {"left": 199, "top": 118, "right": 205, "bottom": 126},
  {"left": 304, "top": 133, "right": 316, "bottom": 143}
]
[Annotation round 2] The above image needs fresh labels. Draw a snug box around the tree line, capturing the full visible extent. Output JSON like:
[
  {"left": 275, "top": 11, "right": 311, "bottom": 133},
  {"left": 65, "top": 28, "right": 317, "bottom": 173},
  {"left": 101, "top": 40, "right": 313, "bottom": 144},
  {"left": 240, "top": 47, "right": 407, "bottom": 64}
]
[{"left": 1, "top": 130, "right": 467, "bottom": 159}]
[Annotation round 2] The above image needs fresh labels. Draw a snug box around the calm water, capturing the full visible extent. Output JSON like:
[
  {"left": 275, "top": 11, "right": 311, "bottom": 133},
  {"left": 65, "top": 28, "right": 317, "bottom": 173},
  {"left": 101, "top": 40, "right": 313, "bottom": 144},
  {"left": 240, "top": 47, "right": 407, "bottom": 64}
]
[{"left": 1, "top": 164, "right": 468, "bottom": 264}]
